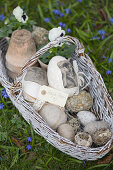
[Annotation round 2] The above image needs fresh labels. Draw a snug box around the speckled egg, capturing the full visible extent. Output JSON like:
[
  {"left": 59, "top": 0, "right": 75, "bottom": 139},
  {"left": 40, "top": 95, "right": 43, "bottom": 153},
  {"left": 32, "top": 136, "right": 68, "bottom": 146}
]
[
  {"left": 74, "top": 132, "right": 92, "bottom": 147},
  {"left": 57, "top": 124, "right": 75, "bottom": 141},
  {"left": 92, "top": 128, "right": 112, "bottom": 146},
  {"left": 66, "top": 91, "right": 93, "bottom": 112},
  {"left": 67, "top": 117, "right": 80, "bottom": 133},
  {"left": 84, "top": 121, "right": 110, "bottom": 135}
]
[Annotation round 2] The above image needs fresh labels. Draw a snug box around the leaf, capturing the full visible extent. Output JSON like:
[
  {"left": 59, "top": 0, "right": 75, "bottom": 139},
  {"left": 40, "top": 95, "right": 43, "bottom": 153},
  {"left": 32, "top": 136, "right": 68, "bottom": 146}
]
[
  {"left": 10, "top": 150, "right": 19, "bottom": 169},
  {"left": 11, "top": 136, "right": 26, "bottom": 153},
  {"left": 0, "top": 132, "right": 7, "bottom": 141},
  {"left": 86, "top": 164, "right": 108, "bottom": 170}
]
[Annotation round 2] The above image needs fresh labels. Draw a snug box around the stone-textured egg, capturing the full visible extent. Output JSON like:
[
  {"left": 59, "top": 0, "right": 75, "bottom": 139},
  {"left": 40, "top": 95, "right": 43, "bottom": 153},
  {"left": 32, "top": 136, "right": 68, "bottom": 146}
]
[{"left": 66, "top": 91, "right": 93, "bottom": 112}]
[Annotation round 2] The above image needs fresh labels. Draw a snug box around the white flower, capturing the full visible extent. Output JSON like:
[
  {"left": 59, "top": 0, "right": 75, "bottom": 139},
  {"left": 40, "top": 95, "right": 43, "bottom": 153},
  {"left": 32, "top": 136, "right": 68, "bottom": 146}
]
[
  {"left": 13, "top": 6, "right": 28, "bottom": 23},
  {"left": 49, "top": 27, "right": 65, "bottom": 41}
]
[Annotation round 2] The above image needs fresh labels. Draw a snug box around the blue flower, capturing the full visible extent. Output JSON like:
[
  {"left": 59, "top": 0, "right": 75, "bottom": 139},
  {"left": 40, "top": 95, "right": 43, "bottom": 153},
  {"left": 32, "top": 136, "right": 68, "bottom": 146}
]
[
  {"left": 62, "top": 23, "right": 66, "bottom": 28},
  {"left": 0, "top": 14, "right": 5, "bottom": 21},
  {"left": 1, "top": 89, "right": 9, "bottom": 99},
  {"left": 59, "top": 22, "right": 63, "bottom": 26},
  {"left": 110, "top": 18, "right": 113, "bottom": 24},
  {"left": 77, "top": 0, "right": 82, "bottom": 2},
  {"left": 83, "top": 160, "right": 85, "bottom": 164},
  {"left": 27, "top": 137, "right": 32, "bottom": 142},
  {"left": 0, "top": 157, "right": 2, "bottom": 161},
  {"left": 66, "top": 28, "right": 72, "bottom": 33},
  {"left": 106, "top": 70, "right": 112, "bottom": 75},
  {"left": 98, "top": 30, "right": 105, "bottom": 35},
  {"left": 92, "top": 36, "right": 100, "bottom": 40},
  {"left": 102, "top": 55, "right": 106, "bottom": 59},
  {"left": 53, "top": 9, "right": 60, "bottom": 15},
  {"left": 56, "top": 1, "right": 60, "bottom": 4},
  {"left": 26, "top": 145, "right": 32, "bottom": 150},
  {"left": 64, "top": 8, "right": 72, "bottom": 14},
  {"left": 60, "top": 13, "right": 64, "bottom": 17},
  {"left": 98, "top": 30, "right": 105, "bottom": 39},
  {"left": 0, "top": 103, "right": 4, "bottom": 109},
  {"left": 108, "top": 58, "right": 112, "bottom": 63},
  {"left": 61, "top": 3, "right": 65, "bottom": 7},
  {"left": 44, "top": 18, "right": 50, "bottom": 23}
]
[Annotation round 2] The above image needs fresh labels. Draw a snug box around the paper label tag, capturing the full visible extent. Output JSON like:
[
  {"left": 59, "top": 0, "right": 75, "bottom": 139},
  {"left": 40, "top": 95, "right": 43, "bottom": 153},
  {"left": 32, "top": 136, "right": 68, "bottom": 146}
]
[{"left": 38, "top": 85, "right": 68, "bottom": 107}]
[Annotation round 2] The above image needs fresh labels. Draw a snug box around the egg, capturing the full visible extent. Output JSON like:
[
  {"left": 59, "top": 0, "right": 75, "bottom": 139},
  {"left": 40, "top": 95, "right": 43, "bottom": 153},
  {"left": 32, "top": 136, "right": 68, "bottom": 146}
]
[
  {"left": 92, "top": 128, "right": 112, "bottom": 146},
  {"left": 77, "top": 111, "right": 96, "bottom": 126},
  {"left": 57, "top": 124, "right": 75, "bottom": 141},
  {"left": 47, "top": 56, "right": 79, "bottom": 97},
  {"left": 84, "top": 121, "right": 110, "bottom": 135},
  {"left": 67, "top": 117, "right": 80, "bottom": 133},
  {"left": 39, "top": 104, "right": 67, "bottom": 130},
  {"left": 74, "top": 132, "right": 92, "bottom": 147},
  {"left": 66, "top": 91, "right": 93, "bottom": 112}
]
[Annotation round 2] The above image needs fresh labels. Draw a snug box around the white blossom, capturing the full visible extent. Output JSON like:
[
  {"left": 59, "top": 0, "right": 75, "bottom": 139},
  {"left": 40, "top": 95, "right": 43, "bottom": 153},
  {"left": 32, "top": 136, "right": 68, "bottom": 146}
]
[
  {"left": 13, "top": 6, "right": 28, "bottom": 23},
  {"left": 48, "top": 27, "right": 65, "bottom": 41}
]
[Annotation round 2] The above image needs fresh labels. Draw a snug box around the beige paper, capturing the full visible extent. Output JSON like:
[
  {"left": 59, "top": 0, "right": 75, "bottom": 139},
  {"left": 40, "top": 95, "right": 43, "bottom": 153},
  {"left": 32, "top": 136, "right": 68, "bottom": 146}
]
[{"left": 38, "top": 85, "right": 68, "bottom": 107}]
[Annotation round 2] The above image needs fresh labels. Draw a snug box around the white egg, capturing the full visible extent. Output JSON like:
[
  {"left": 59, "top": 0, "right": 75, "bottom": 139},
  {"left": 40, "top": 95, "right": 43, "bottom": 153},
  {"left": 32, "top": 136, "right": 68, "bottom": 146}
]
[{"left": 77, "top": 111, "right": 96, "bottom": 126}]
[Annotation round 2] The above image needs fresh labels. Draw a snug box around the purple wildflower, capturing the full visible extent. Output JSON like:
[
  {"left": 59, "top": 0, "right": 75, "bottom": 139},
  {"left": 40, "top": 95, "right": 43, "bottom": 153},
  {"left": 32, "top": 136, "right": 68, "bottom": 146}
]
[
  {"left": 0, "top": 157, "right": 2, "bottom": 161},
  {"left": 0, "top": 103, "right": 4, "bottom": 109},
  {"left": 102, "top": 56, "right": 106, "bottom": 59},
  {"left": 106, "top": 70, "right": 112, "bottom": 75},
  {"left": 64, "top": 8, "right": 72, "bottom": 14},
  {"left": 110, "top": 18, "right": 113, "bottom": 24},
  {"left": 0, "top": 14, "right": 5, "bottom": 21},
  {"left": 62, "top": 23, "right": 66, "bottom": 28},
  {"left": 59, "top": 22, "right": 63, "bottom": 26},
  {"left": 108, "top": 58, "right": 112, "bottom": 63},
  {"left": 44, "top": 18, "right": 50, "bottom": 23},
  {"left": 53, "top": 9, "right": 60, "bottom": 15},
  {"left": 60, "top": 13, "right": 64, "bottom": 17},
  {"left": 98, "top": 30, "right": 105, "bottom": 39},
  {"left": 98, "top": 30, "right": 105, "bottom": 35},
  {"left": 1, "top": 89, "right": 9, "bottom": 99},
  {"left": 92, "top": 36, "right": 100, "bottom": 40},
  {"left": 77, "top": 0, "right": 82, "bottom": 2},
  {"left": 26, "top": 145, "right": 32, "bottom": 150},
  {"left": 66, "top": 28, "right": 72, "bottom": 33},
  {"left": 61, "top": 3, "right": 65, "bottom": 7},
  {"left": 27, "top": 137, "right": 32, "bottom": 142}
]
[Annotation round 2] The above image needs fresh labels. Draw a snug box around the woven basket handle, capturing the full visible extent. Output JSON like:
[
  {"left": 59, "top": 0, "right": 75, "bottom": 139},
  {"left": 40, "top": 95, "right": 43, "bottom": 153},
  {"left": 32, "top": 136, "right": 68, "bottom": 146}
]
[{"left": 22, "top": 35, "right": 84, "bottom": 72}]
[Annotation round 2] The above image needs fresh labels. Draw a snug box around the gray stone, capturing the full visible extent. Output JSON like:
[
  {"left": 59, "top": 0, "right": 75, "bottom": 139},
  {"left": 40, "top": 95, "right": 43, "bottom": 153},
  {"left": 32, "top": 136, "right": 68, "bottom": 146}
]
[
  {"left": 24, "top": 67, "right": 48, "bottom": 85},
  {"left": 66, "top": 91, "right": 93, "bottom": 112},
  {"left": 32, "top": 27, "right": 48, "bottom": 48}
]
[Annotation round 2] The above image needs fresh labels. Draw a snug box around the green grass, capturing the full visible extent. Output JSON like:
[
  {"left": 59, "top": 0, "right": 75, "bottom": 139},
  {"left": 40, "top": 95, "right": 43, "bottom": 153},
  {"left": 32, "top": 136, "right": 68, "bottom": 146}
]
[{"left": 0, "top": 0, "right": 113, "bottom": 169}]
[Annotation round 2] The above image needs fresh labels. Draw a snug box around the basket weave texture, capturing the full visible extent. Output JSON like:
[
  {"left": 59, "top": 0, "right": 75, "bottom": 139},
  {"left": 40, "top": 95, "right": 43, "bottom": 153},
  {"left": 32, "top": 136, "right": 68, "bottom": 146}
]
[{"left": 0, "top": 36, "right": 113, "bottom": 160}]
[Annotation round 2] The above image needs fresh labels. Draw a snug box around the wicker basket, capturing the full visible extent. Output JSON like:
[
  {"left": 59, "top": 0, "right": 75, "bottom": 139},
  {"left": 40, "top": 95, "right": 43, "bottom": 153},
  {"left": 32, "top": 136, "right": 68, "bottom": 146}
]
[{"left": 0, "top": 36, "right": 113, "bottom": 160}]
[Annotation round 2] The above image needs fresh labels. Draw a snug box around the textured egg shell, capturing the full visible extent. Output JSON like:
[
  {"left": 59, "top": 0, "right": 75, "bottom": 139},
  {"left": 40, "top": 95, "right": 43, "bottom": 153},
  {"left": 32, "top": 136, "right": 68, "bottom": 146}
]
[
  {"left": 57, "top": 124, "right": 75, "bottom": 141},
  {"left": 67, "top": 117, "right": 80, "bottom": 133},
  {"left": 74, "top": 132, "right": 92, "bottom": 147},
  {"left": 66, "top": 91, "right": 93, "bottom": 112},
  {"left": 92, "top": 128, "right": 112, "bottom": 146},
  {"left": 84, "top": 121, "right": 110, "bottom": 135},
  {"left": 47, "top": 56, "right": 78, "bottom": 97},
  {"left": 77, "top": 111, "right": 96, "bottom": 126},
  {"left": 39, "top": 104, "right": 67, "bottom": 130}
]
